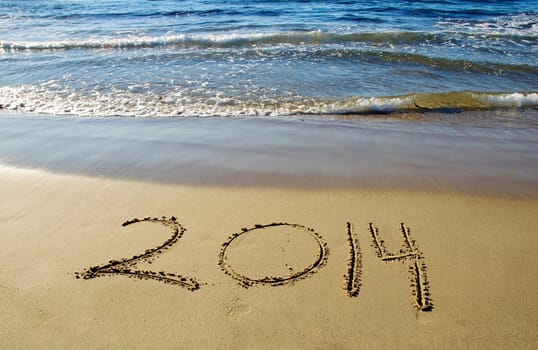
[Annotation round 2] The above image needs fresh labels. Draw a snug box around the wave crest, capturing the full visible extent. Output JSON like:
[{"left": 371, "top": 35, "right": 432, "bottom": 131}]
[
  {"left": 2, "top": 28, "right": 535, "bottom": 52},
  {"left": 1, "top": 86, "right": 536, "bottom": 118}
]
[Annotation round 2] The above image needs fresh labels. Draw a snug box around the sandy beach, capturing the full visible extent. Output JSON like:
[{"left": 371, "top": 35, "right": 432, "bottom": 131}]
[
  {"left": 2, "top": 0, "right": 538, "bottom": 348},
  {"left": 1, "top": 117, "right": 537, "bottom": 348}
]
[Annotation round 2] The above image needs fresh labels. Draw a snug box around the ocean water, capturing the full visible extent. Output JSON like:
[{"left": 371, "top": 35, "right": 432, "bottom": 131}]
[{"left": 0, "top": 0, "right": 537, "bottom": 118}]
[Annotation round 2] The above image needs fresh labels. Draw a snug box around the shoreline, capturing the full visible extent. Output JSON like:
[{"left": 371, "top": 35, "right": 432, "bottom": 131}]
[
  {"left": 1, "top": 111, "right": 537, "bottom": 348},
  {"left": 1, "top": 111, "right": 537, "bottom": 197}
]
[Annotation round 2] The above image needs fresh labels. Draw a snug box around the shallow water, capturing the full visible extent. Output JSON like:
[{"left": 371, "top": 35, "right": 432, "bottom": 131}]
[
  {"left": 1, "top": 1, "right": 536, "bottom": 194},
  {"left": 0, "top": 0, "right": 536, "bottom": 117}
]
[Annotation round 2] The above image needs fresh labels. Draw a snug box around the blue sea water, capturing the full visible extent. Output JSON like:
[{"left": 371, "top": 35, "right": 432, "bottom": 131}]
[{"left": 0, "top": 0, "right": 537, "bottom": 117}]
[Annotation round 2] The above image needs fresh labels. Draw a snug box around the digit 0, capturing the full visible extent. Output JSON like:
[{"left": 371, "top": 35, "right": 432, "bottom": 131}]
[{"left": 218, "top": 223, "right": 329, "bottom": 288}]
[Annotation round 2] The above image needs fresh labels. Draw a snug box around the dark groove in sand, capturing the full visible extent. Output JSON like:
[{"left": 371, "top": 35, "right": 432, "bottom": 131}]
[
  {"left": 368, "top": 222, "right": 433, "bottom": 312},
  {"left": 75, "top": 216, "right": 200, "bottom": 291},
  {"left": 218, "top": 222, "right": 329, "bottom": 288},
  {"left": 344, "top": 222, "right": 362, "bottom": 297}
]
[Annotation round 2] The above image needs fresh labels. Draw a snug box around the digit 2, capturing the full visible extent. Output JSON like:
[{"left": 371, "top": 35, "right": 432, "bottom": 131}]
[{"left": 75, "top": 216, "right": 200, "bottom": 291}]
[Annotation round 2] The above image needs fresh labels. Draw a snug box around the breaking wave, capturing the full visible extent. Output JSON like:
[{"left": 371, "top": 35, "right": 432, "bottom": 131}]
[
  {"left": 1, "top": 29, "right": 536, "bottom": 52},
  {"left": 1, "top": 86, "right": 536, "bottom": 118}
]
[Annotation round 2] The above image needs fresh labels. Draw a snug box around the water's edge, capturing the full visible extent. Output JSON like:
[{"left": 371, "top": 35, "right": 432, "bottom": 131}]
[{"left": 1, "top": 111, "right": 536, "bottom": 197}]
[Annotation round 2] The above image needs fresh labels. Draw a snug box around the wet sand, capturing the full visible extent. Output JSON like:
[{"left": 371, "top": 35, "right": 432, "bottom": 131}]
[
  {"left": 0, "top": 111, "right": 537, "bottom": 196},
  {"left": 1, "top": 112, "right": 537, "bottom": 349}
]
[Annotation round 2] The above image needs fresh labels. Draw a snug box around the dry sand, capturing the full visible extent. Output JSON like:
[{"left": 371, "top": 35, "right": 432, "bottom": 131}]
[{"left": 1, "top": 165, "right": 537, "bottom": 349}]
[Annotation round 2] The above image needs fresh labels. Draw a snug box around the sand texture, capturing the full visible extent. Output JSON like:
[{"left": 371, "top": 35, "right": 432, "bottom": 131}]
[{"left": 1, "top": 166, "right": 537, "bottom": 349}]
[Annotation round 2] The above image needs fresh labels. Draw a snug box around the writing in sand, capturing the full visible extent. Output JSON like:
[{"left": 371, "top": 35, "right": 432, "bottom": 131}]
[{"left": 75, "top": 216, "right": 433, "bottom": 312}]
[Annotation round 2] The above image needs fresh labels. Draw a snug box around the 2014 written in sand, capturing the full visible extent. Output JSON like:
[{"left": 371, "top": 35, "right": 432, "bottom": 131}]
[{"left": 75, "top": 216, "right": 433, "bottom": 312}]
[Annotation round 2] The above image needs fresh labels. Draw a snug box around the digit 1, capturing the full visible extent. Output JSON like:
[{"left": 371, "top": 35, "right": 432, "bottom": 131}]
[
  {"left": 344, "top": 222, "right": 362, "bottom": 297},
  {"left": 368, "top": 222, "right": 433, "bottom": 312}
]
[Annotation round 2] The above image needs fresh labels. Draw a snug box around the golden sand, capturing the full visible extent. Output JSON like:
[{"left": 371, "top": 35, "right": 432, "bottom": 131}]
[{"left": 1, "top": 166, "right": 537, "bottom": 348}]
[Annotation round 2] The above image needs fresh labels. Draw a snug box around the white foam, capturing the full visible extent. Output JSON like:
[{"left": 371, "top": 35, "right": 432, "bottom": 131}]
[
  {"left": 0, "top": 31, "right": 339, "bottom": 52},
  {"left": 436, "top": 13, "right": 538, "bottom": 37},
  {"left": 0, "top": 30, "right": 445, "bottom": 52},
  {"left": 1, "top": 85, "right": 536, "bottom": 118},
  {"left": 475, "top": 92, "right": 538, "bottom": 107}
]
